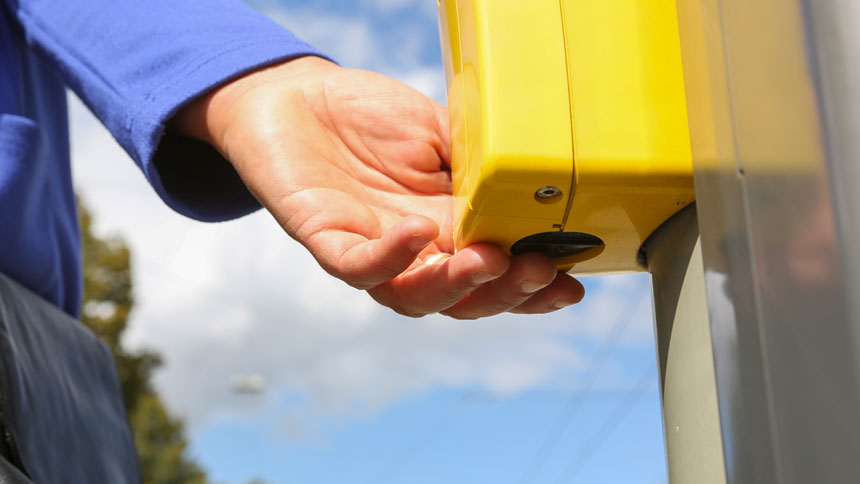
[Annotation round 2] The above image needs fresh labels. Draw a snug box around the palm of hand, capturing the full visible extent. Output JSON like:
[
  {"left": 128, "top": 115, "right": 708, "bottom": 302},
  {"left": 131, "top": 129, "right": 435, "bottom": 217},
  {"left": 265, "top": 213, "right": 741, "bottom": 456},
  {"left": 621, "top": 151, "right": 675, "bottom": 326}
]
[
  {"left": 206, "top": 57, "right": 584, "bottom": 318},
  {"left": 285, "top": 65, "right": 457, "bottom": 256}
]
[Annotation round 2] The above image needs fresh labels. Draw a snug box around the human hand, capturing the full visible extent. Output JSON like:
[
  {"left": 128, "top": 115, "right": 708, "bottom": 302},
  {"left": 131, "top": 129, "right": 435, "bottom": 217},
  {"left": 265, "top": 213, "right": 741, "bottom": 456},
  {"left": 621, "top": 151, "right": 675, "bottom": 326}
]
[{"left": 171, "top": 56, "right": 584, "bottom": 318}]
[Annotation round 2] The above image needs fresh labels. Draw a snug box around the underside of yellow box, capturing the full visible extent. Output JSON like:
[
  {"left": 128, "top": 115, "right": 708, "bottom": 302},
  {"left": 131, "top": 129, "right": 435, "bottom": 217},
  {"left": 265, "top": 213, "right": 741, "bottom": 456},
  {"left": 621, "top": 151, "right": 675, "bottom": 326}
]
[{"left": 438, "top": 0, "right": 695, "bottom": 274}]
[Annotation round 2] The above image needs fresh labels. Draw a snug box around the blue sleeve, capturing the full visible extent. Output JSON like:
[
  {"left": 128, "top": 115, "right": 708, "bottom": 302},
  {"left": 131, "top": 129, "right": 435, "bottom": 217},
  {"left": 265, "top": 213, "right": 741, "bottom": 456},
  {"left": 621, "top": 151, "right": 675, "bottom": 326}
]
[{"left": 6, "top": 0, "right": 329, "bottom": 221}]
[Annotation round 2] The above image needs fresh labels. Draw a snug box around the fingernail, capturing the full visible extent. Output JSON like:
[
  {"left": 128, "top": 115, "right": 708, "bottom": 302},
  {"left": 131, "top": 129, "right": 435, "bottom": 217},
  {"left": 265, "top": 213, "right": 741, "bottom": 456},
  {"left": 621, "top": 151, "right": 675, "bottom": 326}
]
[
  {"left": 520, "top": 280, "right": 545, "bottom": 293},
  {"left": 553, "top": 299, "right": 577, "bottom": 309},
  {"left": 409, "top": 236, "right": 432, "bottom": 253},
  {"left": 472, "top": 271, "right": 497, "bottom": 285}
]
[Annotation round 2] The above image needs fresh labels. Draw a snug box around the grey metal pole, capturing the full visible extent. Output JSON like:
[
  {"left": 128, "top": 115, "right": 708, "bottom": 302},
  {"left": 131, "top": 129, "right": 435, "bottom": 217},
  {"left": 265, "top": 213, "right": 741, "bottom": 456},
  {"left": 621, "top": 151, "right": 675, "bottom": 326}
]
[
  {"left": 675, "top": 1, "right": 860, "bottom": 482},
  {"left": 646, "top": 204, "right": 727, "bottom": 484}
]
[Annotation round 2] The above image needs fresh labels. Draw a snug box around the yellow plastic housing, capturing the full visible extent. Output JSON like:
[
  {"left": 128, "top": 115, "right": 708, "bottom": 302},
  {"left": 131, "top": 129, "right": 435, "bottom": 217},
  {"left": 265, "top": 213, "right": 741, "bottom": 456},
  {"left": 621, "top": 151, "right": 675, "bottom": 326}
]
[{"left": 438, "top": 0, "right": 695, "bottom": 274}]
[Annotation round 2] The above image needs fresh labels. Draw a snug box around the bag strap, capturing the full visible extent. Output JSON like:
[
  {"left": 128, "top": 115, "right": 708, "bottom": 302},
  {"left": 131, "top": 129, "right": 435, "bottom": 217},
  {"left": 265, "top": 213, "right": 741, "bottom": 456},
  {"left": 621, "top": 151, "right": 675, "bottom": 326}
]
[{"left": 0, "top": 272, "right": 141, "bottom": 484}]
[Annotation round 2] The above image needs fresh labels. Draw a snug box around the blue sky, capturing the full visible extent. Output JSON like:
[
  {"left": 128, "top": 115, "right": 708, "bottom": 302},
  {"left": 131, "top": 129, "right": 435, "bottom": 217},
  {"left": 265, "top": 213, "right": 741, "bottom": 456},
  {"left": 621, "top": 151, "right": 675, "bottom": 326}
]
[{"left": 68, "top": 1, "right": 668, "bottom": 483}]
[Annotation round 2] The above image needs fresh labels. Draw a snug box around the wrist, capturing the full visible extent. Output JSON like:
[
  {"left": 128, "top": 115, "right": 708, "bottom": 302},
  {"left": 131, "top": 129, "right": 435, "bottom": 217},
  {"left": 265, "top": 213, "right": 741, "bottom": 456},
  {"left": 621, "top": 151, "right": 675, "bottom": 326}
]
[{"left": 168, "top": 56, "right": 337, "bottom": 150}]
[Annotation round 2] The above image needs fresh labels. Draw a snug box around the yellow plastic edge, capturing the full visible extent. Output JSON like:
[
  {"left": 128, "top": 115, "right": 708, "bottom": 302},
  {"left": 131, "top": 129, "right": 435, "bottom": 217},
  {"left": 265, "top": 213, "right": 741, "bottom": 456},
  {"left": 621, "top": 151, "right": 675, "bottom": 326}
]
[
  {"left": 560, "top": 0, "right": 695, "bottom": 274},
  {"left": 440, "top": 0, "right": 574, "bottom": 253},
  {"left": 439, "top": 0, "right": 695, "bottom": 275}
]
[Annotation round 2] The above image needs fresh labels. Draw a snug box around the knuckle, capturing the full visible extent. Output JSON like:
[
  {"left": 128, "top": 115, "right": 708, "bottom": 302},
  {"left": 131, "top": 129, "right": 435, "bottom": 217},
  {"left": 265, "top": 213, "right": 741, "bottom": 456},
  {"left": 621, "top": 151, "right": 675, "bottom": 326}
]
[
  {"left": 329, "top": 266, "right": 375, "bottom": 290},
  {"left": 518, "top": 303, "right": 556, "bottom": 315},
  {"left": 368, "top": 286, "right": 428, "bottom": 318},
  {"left": 440, "top": 309, "right": 479, "bottom": 320},
  {"left": 392, "top": 305, "right": 428, "bottom": 318}
]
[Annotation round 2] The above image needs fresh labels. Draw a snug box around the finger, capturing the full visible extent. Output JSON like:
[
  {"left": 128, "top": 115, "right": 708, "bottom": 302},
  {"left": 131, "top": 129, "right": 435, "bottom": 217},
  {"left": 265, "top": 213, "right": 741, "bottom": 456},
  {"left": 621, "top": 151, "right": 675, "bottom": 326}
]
[
  {"left": 440, "top": 253, "right": 558, "bottom": 319},
  {"left": 434, "top": 102, "right": 452, "bottom": 168},
  {"left": 368, "top": 243, "right": 509, "bottom": 317},
  {"left": 509, "top": 273, "right": 585, "bottom": 314},
  {"left": 311, "top": 214, "right": 440, "bottom": 289}
]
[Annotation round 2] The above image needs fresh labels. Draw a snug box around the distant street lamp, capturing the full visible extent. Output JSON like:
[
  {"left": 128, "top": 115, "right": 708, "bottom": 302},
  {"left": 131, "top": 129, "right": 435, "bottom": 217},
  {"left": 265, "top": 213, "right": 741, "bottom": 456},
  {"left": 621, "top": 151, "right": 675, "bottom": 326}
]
[{"left": 230, "top": 374, "right": 267, "bottom": 394}]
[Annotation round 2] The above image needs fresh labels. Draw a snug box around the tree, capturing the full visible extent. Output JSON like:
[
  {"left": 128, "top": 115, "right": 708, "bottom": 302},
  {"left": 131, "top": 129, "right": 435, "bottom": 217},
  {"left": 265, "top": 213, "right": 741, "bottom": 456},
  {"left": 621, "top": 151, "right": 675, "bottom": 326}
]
[{"left": 79, "top": 197, "right": 207, "bottom": 484}]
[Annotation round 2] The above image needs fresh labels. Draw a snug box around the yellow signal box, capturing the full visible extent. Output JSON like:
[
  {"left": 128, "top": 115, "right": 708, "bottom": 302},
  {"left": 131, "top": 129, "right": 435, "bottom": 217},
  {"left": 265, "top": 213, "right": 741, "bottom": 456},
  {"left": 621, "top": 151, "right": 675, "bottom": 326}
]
[{"left": 438, "top": 0, "right": 694, "bottom": 274}]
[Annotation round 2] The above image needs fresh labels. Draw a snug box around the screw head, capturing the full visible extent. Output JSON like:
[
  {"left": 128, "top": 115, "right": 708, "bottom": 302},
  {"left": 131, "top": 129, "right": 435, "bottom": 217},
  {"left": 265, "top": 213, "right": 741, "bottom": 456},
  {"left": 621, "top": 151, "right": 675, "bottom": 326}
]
[{"left": 534, "top": 186, "right": 563, "bottom": 204}]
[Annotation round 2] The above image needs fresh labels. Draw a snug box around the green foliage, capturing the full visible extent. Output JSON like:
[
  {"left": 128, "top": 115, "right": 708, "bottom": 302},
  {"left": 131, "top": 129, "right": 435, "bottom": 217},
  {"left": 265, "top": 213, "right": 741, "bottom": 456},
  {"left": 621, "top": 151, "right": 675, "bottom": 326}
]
[
  {"left": 79, "top": 198, "right": 207, "bottom": 484},
  {"left": 131, "top": 393, "right": 207, "bottom": 484}
]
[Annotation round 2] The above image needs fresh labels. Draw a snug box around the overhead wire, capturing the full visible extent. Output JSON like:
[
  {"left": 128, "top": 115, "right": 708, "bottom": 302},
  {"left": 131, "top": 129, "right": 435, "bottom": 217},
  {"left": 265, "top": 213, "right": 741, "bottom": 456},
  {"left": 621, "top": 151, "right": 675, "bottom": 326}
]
[
  {"left": 552, "top": 370, "right": 657, "bottom": 484},
  {"left": 514, "top": 292, "right": 649, "bottom": 484},
  {"left": 363, "top": 391, "right": 479, "bottom": 484}
]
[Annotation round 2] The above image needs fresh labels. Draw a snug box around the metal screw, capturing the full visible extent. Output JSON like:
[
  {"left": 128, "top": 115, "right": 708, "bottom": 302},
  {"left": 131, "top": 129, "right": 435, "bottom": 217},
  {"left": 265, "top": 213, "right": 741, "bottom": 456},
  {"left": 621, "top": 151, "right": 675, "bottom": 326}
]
[{"left": 534, "top": 186, "right": 563, "bottom": 203}]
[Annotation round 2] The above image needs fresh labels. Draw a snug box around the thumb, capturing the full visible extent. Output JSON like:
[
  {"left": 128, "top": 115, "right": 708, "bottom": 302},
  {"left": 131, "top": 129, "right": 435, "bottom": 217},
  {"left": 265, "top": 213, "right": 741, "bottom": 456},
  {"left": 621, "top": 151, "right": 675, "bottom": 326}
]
[{"left": 314, "top": 214, "right": 440, "bottom": 289}]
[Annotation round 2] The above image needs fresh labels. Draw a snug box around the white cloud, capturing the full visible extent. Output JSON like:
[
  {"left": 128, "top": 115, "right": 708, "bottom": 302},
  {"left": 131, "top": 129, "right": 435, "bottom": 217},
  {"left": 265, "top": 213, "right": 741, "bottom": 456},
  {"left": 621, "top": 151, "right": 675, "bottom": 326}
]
[
  {"left": 364, "top": 0, "right": 423, "bottom": 14},
  {"left": 68, "top": 3, "right": 655, "bottom": 437},
  {"left": 253, "top": 1, "right": 446, "bottom": 102},
  {"left": 572, "top": 273, "right": 655, "bottom": 346},
  {"left": 256, "top": 0, "right": 438, "bottom": 18},
  {"left": 394, "top": 65, "right": 446, "bottom": 103},
  {"left": 262, "top": 6, "right": 378, "bottom": 68}
]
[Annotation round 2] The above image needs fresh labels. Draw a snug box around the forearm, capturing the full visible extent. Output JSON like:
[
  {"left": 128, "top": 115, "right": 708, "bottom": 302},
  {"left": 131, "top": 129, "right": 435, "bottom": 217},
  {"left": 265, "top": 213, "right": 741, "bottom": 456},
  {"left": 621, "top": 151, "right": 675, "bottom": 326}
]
[{"left": 8, "top": 0, "right": 326, "bottom": 221}]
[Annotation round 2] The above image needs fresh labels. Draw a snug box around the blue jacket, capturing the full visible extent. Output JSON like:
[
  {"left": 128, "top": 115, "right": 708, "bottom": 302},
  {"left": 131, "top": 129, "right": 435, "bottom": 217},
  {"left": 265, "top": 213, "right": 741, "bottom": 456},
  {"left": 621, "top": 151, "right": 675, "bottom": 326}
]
[{"left": 0, "top": 0, "right": 324, "bottom": 316}]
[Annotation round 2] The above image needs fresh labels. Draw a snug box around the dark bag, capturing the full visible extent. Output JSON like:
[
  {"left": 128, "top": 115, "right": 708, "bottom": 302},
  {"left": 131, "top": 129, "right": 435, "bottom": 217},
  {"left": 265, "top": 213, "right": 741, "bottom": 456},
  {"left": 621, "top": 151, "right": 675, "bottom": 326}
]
[{"left": 0, "top": 272, "right": 141, "bottom": 483}]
